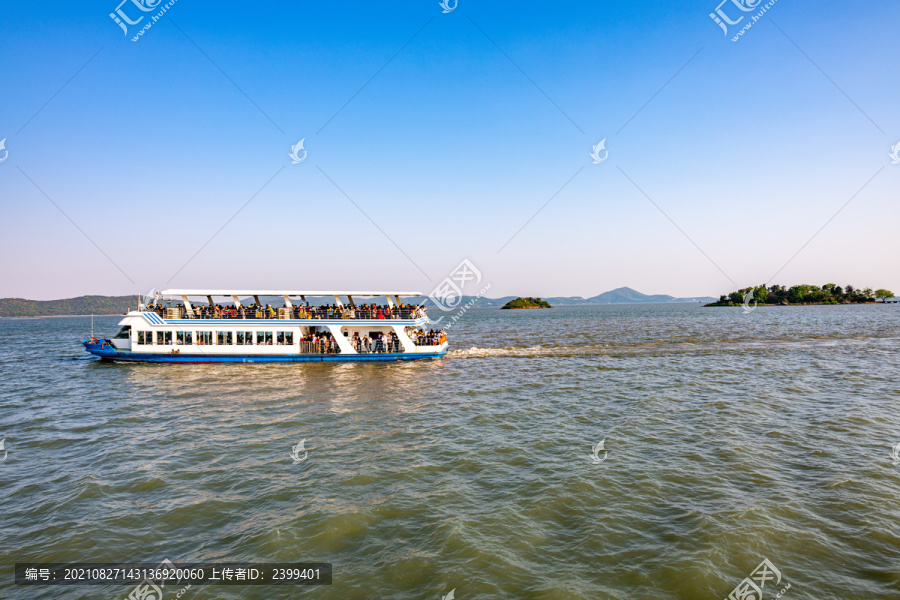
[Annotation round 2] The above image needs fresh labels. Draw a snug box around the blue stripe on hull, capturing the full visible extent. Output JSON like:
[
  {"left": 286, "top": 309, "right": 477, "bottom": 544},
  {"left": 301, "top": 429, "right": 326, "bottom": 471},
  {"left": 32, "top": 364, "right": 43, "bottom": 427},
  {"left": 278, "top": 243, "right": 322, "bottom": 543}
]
[{"left": 82, "top": 343, "right": 445, "bottom": 363}]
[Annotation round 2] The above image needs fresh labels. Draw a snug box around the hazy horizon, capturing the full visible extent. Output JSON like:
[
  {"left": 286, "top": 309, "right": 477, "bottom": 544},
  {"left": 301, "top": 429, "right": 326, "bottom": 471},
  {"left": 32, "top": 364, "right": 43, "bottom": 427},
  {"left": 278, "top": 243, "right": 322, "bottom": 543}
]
[
  {"left": 0, "top": 285, "right": 717, "bottom": 303},
  {"left": 2, "top": 1, "right": 898, "bottom": 300}
]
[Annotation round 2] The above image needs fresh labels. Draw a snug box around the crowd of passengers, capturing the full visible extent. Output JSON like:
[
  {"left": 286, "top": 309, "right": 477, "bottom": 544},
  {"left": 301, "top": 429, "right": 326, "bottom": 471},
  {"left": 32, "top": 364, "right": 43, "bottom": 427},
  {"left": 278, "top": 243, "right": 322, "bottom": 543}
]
[
  {"left": 348, "top": 329, "right": 444, "bottom": 352},
  {"left": 411, "top": 328, "right": 447, "bottom": 346},
  {"left": 147, "top": 302, "right": 427, "bottom": 320},
  {"left": 299, "top": 332, "right": 340, "bottom": 353},
  {"left": 351, "top": 331, "right": 401, "bottom": 353}
]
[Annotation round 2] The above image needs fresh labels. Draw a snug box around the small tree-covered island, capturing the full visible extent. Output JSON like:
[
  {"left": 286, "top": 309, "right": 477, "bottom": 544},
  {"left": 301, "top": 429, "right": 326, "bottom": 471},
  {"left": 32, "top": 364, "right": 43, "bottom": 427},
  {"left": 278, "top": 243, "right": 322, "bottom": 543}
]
[
  {"left": 706, "top": 284, "right": 894, "bottom": 307},
  {"left": 501, "top": 297, "right": 553, "bottom": 309}
]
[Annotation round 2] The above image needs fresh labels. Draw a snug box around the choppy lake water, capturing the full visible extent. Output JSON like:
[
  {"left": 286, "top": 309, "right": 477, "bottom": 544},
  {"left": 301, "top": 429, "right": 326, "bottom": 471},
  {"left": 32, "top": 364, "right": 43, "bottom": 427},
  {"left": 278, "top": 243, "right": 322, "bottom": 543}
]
[{"left": 1, "top": 303, "right": 899, "bottom": 599}]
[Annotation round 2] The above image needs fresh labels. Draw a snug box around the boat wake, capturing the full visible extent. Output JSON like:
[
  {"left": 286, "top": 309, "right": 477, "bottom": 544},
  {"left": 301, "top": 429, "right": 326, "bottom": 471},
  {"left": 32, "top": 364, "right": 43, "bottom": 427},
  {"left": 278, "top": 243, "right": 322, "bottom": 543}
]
[
  {"left": 448, "top": 345, "right": 604, "bottom": 359},
  {"left": 447, "top": 336, "right": 893, "bottom": 359}
]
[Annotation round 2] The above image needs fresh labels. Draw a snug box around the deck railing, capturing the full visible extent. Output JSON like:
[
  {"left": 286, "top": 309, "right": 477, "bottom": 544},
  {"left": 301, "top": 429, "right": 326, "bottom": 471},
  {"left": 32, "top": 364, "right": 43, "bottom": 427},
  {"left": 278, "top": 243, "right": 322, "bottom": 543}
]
[
  {"left": 299, "top": 340, "right": 341, "bottom": 354},
  {"left": 350, "top": 339, "right": 403, "bottom": 354}
]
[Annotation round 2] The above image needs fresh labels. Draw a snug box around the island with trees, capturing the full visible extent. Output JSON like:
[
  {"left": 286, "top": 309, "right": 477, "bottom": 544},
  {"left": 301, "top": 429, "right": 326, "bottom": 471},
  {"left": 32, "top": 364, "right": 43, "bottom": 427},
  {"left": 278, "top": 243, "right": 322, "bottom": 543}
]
[
  {"left": 501, "top": 297, "right": 553, "bottom": 310},
  {"left": 705, "top": 284, "right": 894, "bottom": 307}
]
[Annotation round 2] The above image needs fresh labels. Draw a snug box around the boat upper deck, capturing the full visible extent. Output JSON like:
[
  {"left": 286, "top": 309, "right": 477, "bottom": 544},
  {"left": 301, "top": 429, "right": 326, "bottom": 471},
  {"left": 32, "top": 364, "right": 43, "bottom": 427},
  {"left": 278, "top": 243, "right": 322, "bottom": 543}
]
[
  {"left": 143, "top": 304, "right": 425, "bottom": 321},
  {"left": 143, "top": 289, "right": 429, "bottom": 323}
]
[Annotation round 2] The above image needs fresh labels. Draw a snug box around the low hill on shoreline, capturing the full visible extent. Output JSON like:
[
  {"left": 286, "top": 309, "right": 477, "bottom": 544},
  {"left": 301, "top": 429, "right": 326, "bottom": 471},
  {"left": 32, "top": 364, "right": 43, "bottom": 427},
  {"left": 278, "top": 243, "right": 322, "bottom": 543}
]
[{"left": 0, "top": 295, "right": 138, "bottom": 318}]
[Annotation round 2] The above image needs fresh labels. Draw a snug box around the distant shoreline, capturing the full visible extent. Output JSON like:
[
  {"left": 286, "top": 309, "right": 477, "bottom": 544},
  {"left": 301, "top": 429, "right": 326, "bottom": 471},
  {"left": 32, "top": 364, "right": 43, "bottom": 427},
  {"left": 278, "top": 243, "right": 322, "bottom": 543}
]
[
  {"left": 0, "top": 288, "right": 718, "bottom": 318},
  {"left": 707, "top": 302, "right": 888, "bottom": 307},
  {"left": 0, "top": 313, "right": 125, "bottom": 319},
  {"left": 5, "top": 301, "right": 895, "bottom": 319}
]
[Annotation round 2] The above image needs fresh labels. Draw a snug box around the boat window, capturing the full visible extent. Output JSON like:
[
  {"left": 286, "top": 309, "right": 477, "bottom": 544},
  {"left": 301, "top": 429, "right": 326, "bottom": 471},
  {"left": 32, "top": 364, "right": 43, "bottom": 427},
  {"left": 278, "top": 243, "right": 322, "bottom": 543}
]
[
  {"left": 217, "top": 331, "right": 233, "bottom": 345},
  {"left": 263, "top": 332, "right": 273, "bottom": 345},
  {"left": 114, "top": 326, "right": 131, "bottom": 339},
  {"left": 285, "top": 331, "right": 294, "bottom": 345},
  {"left": 136, "top": 331, "right": 147, "bottom": 345},
  {"left": 256, "top": 331, "right": 264, "bottom": 345},
  {"left": 196, "top": 331, "right": 212, "bottom": 345},
  {"left": 155, "top": 331, "right": 172, "bottom": 345},
  {"left": 276, "top": 331, "right": 285, "bottom": 345},
  {"left": 176, "top": 331, "right": 193, "bottom": 345},
  {"left": 237, "top": 331, "right": 252, "bottom": 345}
]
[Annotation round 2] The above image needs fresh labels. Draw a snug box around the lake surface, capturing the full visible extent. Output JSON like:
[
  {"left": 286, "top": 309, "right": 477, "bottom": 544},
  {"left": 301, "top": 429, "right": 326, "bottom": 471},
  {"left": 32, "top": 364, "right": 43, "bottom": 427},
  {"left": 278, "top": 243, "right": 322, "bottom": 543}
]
[{"left": 1, "top": 303, "right": 898, "bottom": 599}]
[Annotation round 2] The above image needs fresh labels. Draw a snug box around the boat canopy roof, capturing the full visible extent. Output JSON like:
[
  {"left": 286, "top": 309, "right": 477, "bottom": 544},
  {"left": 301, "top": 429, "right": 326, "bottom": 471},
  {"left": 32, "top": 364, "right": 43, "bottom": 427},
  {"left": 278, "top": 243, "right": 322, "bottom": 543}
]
[{"left": 159, "top": 289, "right": 422, "bottom": 298}]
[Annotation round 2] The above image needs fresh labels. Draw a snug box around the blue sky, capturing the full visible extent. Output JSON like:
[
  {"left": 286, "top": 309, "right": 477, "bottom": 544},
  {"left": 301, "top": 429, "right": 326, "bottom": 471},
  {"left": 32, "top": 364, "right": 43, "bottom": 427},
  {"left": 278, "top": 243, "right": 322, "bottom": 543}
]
[{"left": 1, "top": 0, "right": 897, "bottom": 300}]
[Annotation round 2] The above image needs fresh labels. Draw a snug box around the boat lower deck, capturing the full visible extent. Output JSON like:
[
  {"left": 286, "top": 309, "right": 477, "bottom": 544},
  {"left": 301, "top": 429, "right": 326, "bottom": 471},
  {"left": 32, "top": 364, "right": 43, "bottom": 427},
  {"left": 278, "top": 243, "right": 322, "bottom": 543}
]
[{"left": 83, "top": 342, "right": 446, "bottom": 363}]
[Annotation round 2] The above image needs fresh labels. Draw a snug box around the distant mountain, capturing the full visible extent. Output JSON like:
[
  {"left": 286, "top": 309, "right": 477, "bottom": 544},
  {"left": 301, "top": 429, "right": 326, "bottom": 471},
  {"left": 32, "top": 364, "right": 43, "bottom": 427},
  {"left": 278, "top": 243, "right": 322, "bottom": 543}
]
[
  {"left": 0, "top": 287, "right": 714, "bottom": 317},
  {"left": 586, "top": 286, "right": 713, "bottom": 304}
]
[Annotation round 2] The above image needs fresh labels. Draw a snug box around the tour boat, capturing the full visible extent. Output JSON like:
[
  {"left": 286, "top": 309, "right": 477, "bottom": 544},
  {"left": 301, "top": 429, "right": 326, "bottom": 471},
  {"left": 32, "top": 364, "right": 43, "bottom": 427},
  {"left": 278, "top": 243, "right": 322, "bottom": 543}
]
[{"left": 82, "top": 289, "right": 448, "bottom": 363}]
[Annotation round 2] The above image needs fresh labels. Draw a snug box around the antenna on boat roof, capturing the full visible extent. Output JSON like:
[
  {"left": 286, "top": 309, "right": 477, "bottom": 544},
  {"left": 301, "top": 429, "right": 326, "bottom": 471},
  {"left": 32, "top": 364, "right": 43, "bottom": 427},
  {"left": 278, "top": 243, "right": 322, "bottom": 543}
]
[{"left": 91, "top": 314, "right": 94, "bottom": 339}]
